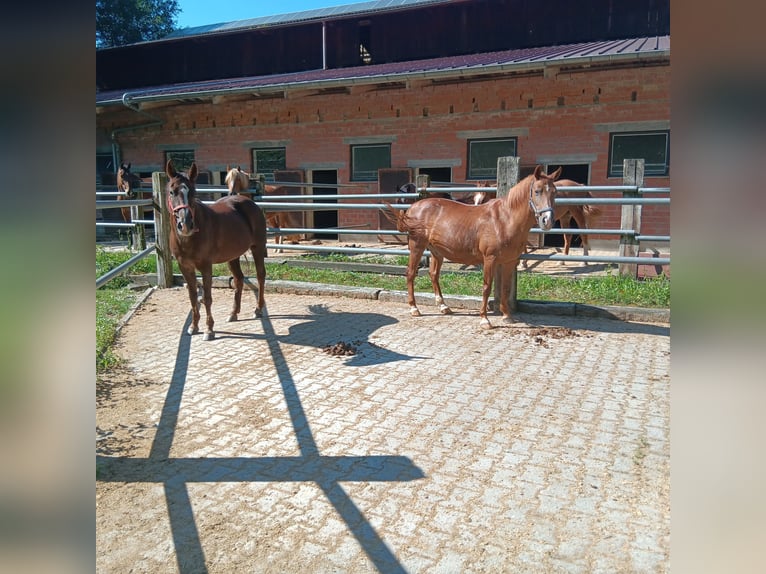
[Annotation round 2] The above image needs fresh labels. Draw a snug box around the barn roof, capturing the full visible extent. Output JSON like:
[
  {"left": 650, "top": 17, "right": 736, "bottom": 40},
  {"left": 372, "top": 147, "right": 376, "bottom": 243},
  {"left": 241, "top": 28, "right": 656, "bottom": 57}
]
[
  {"left": 96, "top": 35, "right": 669, "bottom": 108},
  {"left": 164, "top": 0, "right": 454, "bottom": 41}
]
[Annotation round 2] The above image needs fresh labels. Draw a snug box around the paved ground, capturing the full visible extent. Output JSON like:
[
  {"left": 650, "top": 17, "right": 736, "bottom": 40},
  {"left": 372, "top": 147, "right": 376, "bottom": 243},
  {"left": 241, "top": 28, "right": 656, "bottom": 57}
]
[{"left": 96, "top": 284, "right": 670, "bottom": 573}]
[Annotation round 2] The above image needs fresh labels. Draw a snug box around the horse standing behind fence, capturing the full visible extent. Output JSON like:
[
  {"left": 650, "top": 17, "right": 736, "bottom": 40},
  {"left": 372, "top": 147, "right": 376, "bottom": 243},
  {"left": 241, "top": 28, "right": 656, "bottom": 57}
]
[
  {"left": 169, "top": 161, "right": 267, "bottom": 340},
  {"left": 225, "top": 165, "right": 302, "bottom": 253},
  {"left": 553, "top": 179, "right": 603, "bottom": 260},
  {"left": 117, "top": 163, "right": 142, "bottom": 224},
  {"left": 382, "top": 165, "right": 561, "bottom": 328}
]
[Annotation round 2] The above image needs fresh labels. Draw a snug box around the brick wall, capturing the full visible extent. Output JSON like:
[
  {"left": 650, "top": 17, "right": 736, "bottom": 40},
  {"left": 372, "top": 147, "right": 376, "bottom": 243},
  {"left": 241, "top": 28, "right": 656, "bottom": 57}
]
[{"left": 97, "top": 63, "right": 670, "bottom": 246}]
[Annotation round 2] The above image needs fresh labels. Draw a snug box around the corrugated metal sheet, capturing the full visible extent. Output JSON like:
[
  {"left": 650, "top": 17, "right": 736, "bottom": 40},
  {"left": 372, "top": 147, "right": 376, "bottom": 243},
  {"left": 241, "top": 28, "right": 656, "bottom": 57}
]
[
  {"left": 96, "top": 36, "right": 669, "bottom": 106},
  {"left": 164, "top": 0, "right": 453, "bottom": 39}
]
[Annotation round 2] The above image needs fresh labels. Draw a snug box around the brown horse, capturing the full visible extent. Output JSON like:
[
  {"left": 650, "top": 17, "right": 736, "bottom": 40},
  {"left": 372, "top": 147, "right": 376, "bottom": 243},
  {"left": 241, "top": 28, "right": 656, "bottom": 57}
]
[
  {"left": 116, "top": 162, "right": 142, "bottom": 223},
  {"left": 471, "top": 179, "right": 602, "bottom": 265},
  {"left": 167, "top": 160, "right": 267, "bottom": 340},
  {"left": 383, "top": 165, "right": 561, "bottom": 328},
  {"left": 225, "top": 166, "right": 302, "bottom": 252}
]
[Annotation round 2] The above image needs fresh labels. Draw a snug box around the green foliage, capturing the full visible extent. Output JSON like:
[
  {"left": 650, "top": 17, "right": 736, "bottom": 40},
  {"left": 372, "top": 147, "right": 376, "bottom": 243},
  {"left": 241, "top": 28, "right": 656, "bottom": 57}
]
[
  {"left": 96, "top": 247, "right": 155, "bottom": 289},
  {"left": 96, "top": 0, "right": 180, "bottom": 48},
  {"left": 97, "top": 289, "right": 138, "bottom": 371}
]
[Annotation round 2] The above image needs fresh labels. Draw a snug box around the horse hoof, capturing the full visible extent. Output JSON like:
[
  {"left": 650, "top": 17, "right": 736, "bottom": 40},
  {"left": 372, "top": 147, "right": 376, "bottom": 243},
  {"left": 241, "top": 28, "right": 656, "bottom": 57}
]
[
  {"left": 203, "top": 331, "right": 215, "bottom": 341},
  {"left": 501, "top": 316, "right": 514, "bottom": 324},
  {"left": 479, "top": 318, "right": 492, "bottom": 329},
  {"left": 187, "top": 326, "right": 198, "bottom": 336},
  {"left": 227, "top": 314, "right": 238, "bottom": 322},
  {"left": 254, "top": 308, "right": 263, "bottom": 318},
  {"left": 410, "top": 308, "right": 421, "bottom": 317},
  {"left": 439, "top": 305, "right": 453, "bottom": 315}
]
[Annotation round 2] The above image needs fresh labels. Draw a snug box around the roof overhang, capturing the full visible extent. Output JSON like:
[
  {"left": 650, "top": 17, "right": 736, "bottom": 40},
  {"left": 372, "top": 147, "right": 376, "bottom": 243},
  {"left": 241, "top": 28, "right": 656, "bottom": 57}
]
[{"left": 97, "top": 36, "right": 670, "bottom": 113}]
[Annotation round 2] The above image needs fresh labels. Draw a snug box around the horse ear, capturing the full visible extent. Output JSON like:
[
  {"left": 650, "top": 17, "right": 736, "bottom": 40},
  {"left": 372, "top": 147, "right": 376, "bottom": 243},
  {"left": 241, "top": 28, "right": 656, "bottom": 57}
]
[
  {"left": 189, "top": 162, "right": 198, "bottom": 182},
  {"left": 166, "top": 160, "right": 176, "bottom": 178},
  {"left": 126, "top": 162, "right": 131, "bottom": 170},
  {"left": 533, "top": 165, "right": 543, "bottom": 179},
  {"left": 550, "top": 166, "right": 563, "bottom": 181},
  {"left": 226, "top": 164, "right": 231, "bottom": 172}
]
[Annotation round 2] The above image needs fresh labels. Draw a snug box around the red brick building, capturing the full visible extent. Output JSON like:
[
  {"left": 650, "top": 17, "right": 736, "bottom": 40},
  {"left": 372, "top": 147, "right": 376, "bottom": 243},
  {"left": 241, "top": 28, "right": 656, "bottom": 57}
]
[{"left": 96, "top": 0, "right": 670, "bottom": 246}]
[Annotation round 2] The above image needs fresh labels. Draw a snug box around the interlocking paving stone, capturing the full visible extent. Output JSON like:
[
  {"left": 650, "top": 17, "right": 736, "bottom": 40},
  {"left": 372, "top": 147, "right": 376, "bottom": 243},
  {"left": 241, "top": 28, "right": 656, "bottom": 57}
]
[{"left": 97, "top": 287, "right": 669, "bottom": 573}]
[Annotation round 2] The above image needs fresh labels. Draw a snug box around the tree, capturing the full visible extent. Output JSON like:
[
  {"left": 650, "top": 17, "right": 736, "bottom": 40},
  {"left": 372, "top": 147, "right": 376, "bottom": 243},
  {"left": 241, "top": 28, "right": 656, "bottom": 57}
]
[{"left": 96, "top": 0, "right": 180, "bottom": 48}]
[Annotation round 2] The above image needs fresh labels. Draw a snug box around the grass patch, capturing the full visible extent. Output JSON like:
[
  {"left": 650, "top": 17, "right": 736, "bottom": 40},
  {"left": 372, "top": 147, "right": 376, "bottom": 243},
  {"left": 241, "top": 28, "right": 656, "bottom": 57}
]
[{"left": 96, "top": 288, "right": 138, "bottom": 371}]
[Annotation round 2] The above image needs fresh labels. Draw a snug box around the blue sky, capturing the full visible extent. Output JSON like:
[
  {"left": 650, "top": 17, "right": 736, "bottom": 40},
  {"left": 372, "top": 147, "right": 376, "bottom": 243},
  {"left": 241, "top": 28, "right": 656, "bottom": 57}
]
[{"left": 175, "top": 0, "right": 367, "bottom": 29}]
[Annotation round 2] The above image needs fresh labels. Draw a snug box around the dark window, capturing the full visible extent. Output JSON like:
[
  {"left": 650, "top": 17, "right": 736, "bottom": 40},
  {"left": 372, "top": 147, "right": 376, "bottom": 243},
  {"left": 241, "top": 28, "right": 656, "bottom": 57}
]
[
  {"left": 252, "top": 148, "right": 286, "bottom": 182},
  {"left": 351, "top": 144, "right": 391, "bottom": 181},
  {"left": 164, "top": 150, "right": 195, "bottom": 172},
  {"left": 608, "top": 131, "right": 669, "bottom": 177},
  {"left": 468, "top": 138, "right": 517, "bottom": 180}
]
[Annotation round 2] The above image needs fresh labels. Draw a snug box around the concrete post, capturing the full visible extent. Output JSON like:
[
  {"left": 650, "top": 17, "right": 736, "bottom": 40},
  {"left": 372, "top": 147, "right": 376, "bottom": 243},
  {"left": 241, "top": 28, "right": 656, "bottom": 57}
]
[{"left": 618, "top": 159, "right": 644, "bottom": 277}]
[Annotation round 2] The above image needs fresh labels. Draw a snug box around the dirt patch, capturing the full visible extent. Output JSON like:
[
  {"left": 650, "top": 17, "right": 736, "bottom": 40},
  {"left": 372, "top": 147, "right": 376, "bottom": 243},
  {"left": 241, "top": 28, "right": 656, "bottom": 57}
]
[
  {"left": 511, "top": 326, "right": 587, "bottom": 348},
  {"left": 322, "top": 341, "right": 357, "bottom": 356}
]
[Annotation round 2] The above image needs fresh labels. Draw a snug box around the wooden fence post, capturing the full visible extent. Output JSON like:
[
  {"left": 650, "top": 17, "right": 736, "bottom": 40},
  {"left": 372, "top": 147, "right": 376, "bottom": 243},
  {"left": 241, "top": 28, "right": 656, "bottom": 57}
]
[
  {"left": 415, "top": 173, "right": 431, "bottom": 268},
  {"left": 494, "top": 156, "right": 520, "bottom": 312},
  {"left": 152, "top": 171, "right": 173, "bottom": 288},
  {"left": 618, "top": 159, "right": 644, "bottom": 277},
  {"left": 415, "top": 173, "right": 430, "bottom": 199},
  {"left": 129, "top": 202, "right": 146, "bottom": 251}
]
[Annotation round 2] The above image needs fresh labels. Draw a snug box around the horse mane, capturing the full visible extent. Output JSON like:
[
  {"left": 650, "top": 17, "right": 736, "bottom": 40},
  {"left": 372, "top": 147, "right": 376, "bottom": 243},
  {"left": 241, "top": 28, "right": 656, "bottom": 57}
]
[
  {"left": 225, "top": 167, "right": 250, "bottom": 192},
  {"left": 505, "top": 173, "right": 536, "bottom": 211}
]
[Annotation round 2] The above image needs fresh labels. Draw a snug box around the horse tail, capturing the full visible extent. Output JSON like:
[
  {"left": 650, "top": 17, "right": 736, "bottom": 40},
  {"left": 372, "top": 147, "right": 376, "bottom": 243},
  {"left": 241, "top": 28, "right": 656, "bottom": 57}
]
[{"left": 381, "top": 203, "right": 408, "bottom": 232}]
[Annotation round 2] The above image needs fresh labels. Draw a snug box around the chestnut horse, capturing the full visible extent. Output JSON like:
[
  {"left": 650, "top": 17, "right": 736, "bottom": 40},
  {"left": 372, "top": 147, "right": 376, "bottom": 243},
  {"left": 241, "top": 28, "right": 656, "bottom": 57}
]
[
  {"left": 116, "top": 163, "right": 142, "bottom": 224},
  {"left": 470, "top": 179, "right": 602, "bottom": 265},
  {"left": 167, "top": 160, "right": 267, "bottom": 340},
  {"left": 225, "top": 166, "right": 302, "bottom": 252},
  {"left": 383, "top": 165, "right": 561, "bottom": 328}
]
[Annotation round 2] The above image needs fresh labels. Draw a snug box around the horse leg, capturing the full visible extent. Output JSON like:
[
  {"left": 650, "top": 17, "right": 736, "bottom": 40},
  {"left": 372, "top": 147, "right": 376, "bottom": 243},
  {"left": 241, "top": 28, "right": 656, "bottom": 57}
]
[
  {"left": 429, "top": 255, "right": 451, "bottom": 314},
  {"left": 180, "top": 265, "right": 201, "bottom": 336},
  {"left": 479, "top": 258, "right": 496, "bottom": 329},
  {"left": 570, "top": 209, "right": 589, "bottom": 264},
  {"left": 406, "top": 240, "right": 426, "bottom": 317},
  {"left": 227, "top": 258, "right": 244, "bottom": 322},
  {"left": 251, "top": 246, "right": 267, "bottom": 318},
  {"left": 498, "top": 263, "right": 517, "bottom": 324},
  {"left": 560, "top": 212, "right": 573, "bottom": 265},
  {"left": 199, "top": 264, "right": 215, "bottom": 340}
]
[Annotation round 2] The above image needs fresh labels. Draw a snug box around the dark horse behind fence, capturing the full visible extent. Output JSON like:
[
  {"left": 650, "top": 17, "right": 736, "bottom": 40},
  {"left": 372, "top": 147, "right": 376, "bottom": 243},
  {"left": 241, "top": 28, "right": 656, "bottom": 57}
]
[
  {"left": 225, "top": 165, "right": 302, "bottom": 253},
  {"left": 382, "top": 165, "right": 561, "bottom": 329},
  {"left": 167, "top": 160, "right": 268, "bottom": 340},
  {"left": 117, "top": 162, "right": 142, "bottom": 224}
]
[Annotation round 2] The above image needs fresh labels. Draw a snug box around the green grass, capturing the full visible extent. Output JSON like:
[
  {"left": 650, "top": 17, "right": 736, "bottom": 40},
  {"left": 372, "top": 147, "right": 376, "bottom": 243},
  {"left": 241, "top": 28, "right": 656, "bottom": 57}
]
[
  {"left": 96, "top": 246, "right": 669, "bottom": 369},
  {"left": 96, "top": 287, "right": 139, "bottom": 371}
]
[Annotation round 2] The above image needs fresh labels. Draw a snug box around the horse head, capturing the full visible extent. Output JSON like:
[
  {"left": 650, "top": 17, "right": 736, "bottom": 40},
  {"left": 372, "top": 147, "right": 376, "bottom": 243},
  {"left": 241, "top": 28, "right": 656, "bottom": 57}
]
[
  {"left": 396, "top": 183, "right": 417, "bottom": 204},
  {"left": 166, "top": 160, "right": 199, "bottom": 237},
  {"left": 117, "top": 162, "right": 141, "bottom": 199},
  {"left": 225, "top": 165, "right": 250, "bottom": 196},
  {"left": 528, "top": 165, "right": 562, "bottom": 231}
]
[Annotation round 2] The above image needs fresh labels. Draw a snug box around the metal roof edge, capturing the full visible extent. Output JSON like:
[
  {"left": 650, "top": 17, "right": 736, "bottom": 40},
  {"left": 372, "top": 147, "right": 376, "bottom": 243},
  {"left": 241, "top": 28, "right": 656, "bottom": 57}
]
[{"left": 97, "top": 37, "right": 669, "bottom": 108}]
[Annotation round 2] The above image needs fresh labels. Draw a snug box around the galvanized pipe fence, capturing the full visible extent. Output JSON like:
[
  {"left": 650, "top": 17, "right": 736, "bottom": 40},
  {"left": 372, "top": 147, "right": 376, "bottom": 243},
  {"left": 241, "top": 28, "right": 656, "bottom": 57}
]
[{"left": 96, "top": 158, "right": 669, "bottom": 293}]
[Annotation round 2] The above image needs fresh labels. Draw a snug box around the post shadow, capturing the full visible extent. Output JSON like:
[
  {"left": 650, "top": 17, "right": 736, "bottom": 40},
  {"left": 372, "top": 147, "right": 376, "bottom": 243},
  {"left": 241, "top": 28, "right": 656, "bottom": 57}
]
[{"left": 98, "top": 310, "right": 424, "bottom": 574}]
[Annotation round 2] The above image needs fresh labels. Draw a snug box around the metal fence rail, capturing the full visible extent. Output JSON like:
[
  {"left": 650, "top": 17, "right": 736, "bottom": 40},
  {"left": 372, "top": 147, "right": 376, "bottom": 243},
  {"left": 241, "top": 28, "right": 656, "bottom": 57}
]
[{"left": 95, "top": 158, "right": 670, "bottom": 290}]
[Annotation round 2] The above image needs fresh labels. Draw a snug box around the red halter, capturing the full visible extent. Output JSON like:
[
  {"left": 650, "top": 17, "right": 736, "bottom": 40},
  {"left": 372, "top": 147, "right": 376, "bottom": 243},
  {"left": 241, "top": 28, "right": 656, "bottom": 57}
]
[{"left": 167, "top": 195, "right": 199, "bottom": 233}]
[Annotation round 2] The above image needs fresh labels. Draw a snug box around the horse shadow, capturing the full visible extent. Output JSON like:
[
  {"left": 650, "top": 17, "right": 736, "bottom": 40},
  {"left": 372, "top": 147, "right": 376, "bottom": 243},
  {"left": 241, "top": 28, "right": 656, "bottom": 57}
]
[{"left": 216, "top": 303, "right": 425, "bottom": 366}]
